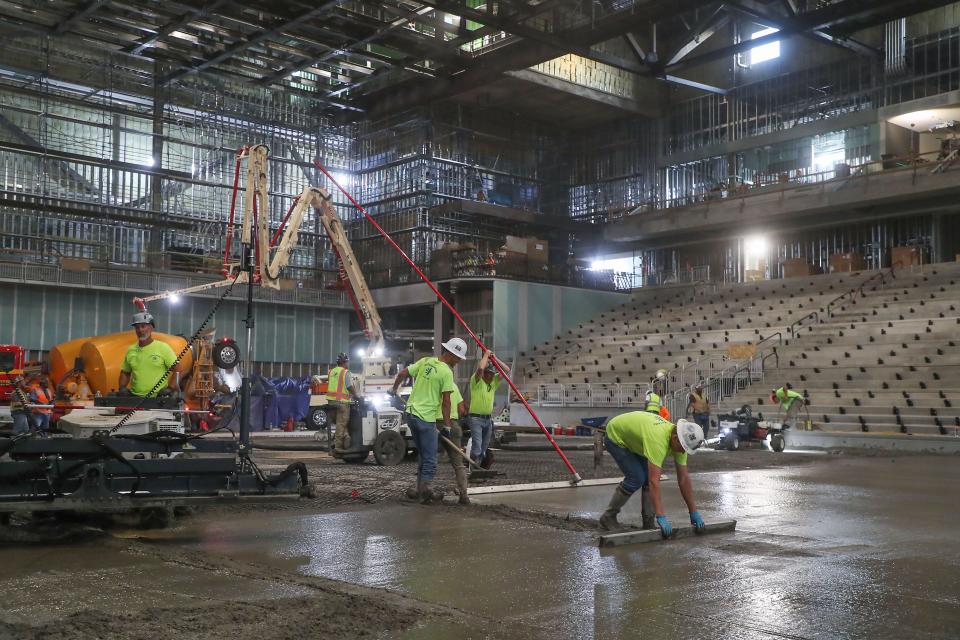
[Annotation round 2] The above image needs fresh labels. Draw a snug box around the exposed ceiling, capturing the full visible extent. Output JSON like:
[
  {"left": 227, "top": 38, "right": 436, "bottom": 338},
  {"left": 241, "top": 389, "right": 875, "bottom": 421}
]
[{"left": 0, "top": 0, "right": 955, "bottom": 122}]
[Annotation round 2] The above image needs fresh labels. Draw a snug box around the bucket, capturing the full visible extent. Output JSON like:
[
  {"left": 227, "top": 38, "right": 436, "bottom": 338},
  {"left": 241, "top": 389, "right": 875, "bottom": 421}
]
[{"left": 566, "top": 427, "right": 576, "bottom": 436}]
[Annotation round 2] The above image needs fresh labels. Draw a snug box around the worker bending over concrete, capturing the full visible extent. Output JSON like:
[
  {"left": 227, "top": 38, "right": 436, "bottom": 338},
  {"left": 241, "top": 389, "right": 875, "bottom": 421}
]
[
  {"left": 772, "top": 385, "right": 804, "bottom": 428},
  {"left": 467, "top": 349, "right": 508, "bottom": 468},
  {"left": 118, "top": 311, "right": 180, "bottom": 398},
  {"left": 391, "top": 338, "right": 467, "bottom": 504},
  {"left": 599, "top": 408, "right": 706, "bottom": 537},
  {"left": 327, "top": 352, "right": 360, "bottom": 456},
  {"left": 8, "top": 376, "right": 31, "bottom": 435}
]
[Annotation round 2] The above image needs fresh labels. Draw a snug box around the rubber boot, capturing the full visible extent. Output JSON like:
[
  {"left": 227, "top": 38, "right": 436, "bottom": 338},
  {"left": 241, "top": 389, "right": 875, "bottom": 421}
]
[
  {"left": 641, "top": 487, "right": 655, "bottom": 530},
  {"left": 454, "top": 465, "right": 470, "bottom": 505},
  {"left": 419, "top": 481, "right": 436, "bottom": 505},
  {"left": 598, "top": 485, "right": 632, "bottom": 531}
]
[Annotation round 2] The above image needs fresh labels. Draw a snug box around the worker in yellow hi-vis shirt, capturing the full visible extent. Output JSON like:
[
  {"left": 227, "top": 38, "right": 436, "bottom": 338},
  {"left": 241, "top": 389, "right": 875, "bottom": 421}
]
[{"left": 599, "top": 411, "right": 706, "bottom": 537}]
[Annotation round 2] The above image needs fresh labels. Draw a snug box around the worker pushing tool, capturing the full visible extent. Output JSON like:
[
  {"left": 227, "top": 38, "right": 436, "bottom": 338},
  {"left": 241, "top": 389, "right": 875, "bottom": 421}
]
[
  {"left": 771, "top": 384, "right": 805, "bottom": 428},
  {"left": 391, "top": 337, "right": 468, "bottom": 504},
  {"left": 599, "top": 395, "right": 707, "bottom": 537}
]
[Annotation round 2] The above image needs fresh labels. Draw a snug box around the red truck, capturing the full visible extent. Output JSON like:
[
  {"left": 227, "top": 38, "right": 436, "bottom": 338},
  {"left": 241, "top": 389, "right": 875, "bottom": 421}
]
[{"left": 0, "top": 344, "right": 26, "bottom": 403}]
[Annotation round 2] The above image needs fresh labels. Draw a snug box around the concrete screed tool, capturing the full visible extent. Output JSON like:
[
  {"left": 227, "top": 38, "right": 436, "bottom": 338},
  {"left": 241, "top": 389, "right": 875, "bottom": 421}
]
[{"left": 598, "top": 520, "right": 737, "bottom": 547}]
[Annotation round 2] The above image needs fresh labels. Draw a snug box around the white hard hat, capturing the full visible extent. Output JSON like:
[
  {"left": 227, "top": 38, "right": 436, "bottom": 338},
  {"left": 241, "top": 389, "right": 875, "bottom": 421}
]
[
  {"left": 441, "top": 337, "right": 468, "bottom": 360},
  {"left": 676, "top": 419, "right": 705, "bottom": 454},
  {"left": 655, "top": 368, "right": 668, "bottom": 380},
  {"left": 131, "top": 311, "right": 155, "bottom": 327}
]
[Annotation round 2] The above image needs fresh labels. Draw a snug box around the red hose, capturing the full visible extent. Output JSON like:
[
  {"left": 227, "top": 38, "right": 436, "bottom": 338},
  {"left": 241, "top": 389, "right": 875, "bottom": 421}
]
[{"left": 313, "top": 160, "right": 581, "bottom": 482}]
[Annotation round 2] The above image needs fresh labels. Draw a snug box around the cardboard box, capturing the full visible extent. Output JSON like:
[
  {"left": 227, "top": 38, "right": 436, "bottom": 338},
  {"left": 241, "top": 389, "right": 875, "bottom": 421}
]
[
  {"left": 278, "top": 278, "right": 297, "bottom": 290},
  {"left": 61, "top": 257, "right": 91, "bottom": 272},
  {"left": 783, "top": 258, "right": 818, "bottom": 278},
  {"left": 504, "top": 236, "right": 528, "bottom": 254},
  {"left": 527, "top": 237, "right": 548, "bottom": 265},
  {"left": 829, "top": 252, "right": 865, "bottom": 273},
  {"left": 745, "top": 269, "right": 765, "bottom": 282},
  {"left": 891, "top": 246, "right": 921, "bottom": 267}
]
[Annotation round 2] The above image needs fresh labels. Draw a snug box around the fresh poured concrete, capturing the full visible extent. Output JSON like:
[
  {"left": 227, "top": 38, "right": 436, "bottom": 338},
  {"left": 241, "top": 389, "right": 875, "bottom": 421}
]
[{"left": 0, "top": 454, "right": 957, "bottom": 639}]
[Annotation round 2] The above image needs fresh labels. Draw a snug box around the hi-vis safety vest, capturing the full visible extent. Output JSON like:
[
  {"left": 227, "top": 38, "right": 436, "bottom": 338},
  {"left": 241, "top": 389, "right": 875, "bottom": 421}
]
[
  {"left": 31, "top": 386, "right": 51, "bottom": 415},
  {"left": 327, "top": 366, "right": 351, "bottom": 403},
  {"left": 690, "top": 391, "right": 709, "bottom": 413}
]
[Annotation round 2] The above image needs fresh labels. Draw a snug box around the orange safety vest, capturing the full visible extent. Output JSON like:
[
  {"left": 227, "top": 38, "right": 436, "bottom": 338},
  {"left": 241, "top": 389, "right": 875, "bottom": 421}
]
[
  {"left": 31, "top": 386, "right": 51, "bottom": 414},
  {"left": 659, "top": 405, "right": 671, "bottom": 421},
  {"left": 326, "top": 366, "right": 352, "bottom": 403}
]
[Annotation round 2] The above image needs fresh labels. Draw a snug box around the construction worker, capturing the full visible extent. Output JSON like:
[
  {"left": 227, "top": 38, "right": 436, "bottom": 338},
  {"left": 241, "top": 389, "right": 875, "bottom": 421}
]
[
  {"left": 467, "top": 349, "right": 509, "bottom": 469},
  {"left": 599, "top": 413, "right": 706, "bottom": 537},
  {"left": 27, "top": 377, "right": 52, "bottom": 433},
  {"left": 8, "top": 376, "right": 31, "bottom": 435},
  {"left": 391, "top": 337, "right": 468, "bottom": 504},
  {"left": 118, "top": 311, "right": 179, "bottom": 398},
  {"left": 688, "top": 382, "right": 711, "bottom": 438},
  {"left": 772, "top": 385, "right": 804, "bottom": 428},
  {"left": 327, "top": 352, "right": 359, "bottom": 455},
  {"left": 438, "top": 383, "right": 470, "bottom": 505}
]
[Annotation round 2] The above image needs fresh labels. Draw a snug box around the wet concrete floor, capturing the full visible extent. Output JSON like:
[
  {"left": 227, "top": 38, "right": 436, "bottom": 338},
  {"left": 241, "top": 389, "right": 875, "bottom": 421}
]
[{"left": 0, "top": 454, "right": 958, "bottom": 639}]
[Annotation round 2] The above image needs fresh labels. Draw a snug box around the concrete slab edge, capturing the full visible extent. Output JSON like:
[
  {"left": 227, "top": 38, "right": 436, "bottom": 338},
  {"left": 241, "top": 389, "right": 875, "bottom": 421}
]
[
  {"left": 598, "top": 519, "right": 737, "bottom": 547},
  {"left": 786, "top": 430, "right": 960, "bottom": 454},
  {"left": 467, "top": 477, "right": 621, "bottom": 495}
]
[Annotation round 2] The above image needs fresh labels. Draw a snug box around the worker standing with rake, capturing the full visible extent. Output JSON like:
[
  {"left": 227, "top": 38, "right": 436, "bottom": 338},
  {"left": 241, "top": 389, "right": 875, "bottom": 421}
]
[{"left": 392, "top": 338, "right": 468, "bottom": 504}]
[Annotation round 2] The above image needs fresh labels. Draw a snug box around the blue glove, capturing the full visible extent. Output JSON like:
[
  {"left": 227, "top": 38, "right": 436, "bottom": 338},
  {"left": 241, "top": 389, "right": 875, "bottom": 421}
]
[
  {"left": 656, "top": 515, "right": 672, "bottom": 537},
  {"left": 690, "top": 511, "right": 706, "bottom": 530}
]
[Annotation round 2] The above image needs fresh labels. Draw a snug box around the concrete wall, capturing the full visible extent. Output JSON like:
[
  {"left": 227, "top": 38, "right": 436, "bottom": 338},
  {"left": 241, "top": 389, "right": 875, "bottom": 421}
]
[
  {"left": 0, "top": 283, "right": 350, "bottom": 365},
  {"left": 492, "top": 280, "right": 627, "bottom": 353}
]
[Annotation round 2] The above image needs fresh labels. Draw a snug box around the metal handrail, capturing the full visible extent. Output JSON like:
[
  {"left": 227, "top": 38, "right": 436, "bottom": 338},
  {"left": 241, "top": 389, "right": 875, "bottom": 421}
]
[
  {"left": 825, "top": 267, "right": 896, "bottom": 318},
  {"left": 756, "top": 332, "right": 782, "bottom": 350},
  {"left": 788, "top": 311, "right": 820, "bottom": 338}
]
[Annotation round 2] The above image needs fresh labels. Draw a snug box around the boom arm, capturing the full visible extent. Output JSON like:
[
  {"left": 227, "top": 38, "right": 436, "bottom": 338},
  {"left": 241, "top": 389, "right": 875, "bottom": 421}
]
[{"left": 308, "top": 187, "right": 385, "bottom": 353}]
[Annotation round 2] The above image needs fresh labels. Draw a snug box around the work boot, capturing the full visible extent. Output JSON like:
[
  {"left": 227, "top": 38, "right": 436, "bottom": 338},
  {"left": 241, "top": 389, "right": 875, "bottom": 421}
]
[
  {"left": 641, "top": 487, "right": 655, "bottom": 530},
  {"left": 419, "top": 481, "right": 436, "bottom": 505},
  {"left": 454, "top": 465, "right": 470, "bottom": 505},
  {"left": 405, "top": 485, "right": 418, "bottom": 500},
  {"left": 598, "top": 485, "right": 632, "bottom": 531}
]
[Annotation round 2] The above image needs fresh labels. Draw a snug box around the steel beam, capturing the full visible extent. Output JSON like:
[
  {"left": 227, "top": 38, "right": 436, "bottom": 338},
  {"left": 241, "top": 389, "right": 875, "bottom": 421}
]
[
  {"left": 160, "top": 0, "right": 344, "bottom": 85},
  {"left": 663, "top": 74, "right": 728, "bottom": 95},
  {"left": 124, "top": 0, "right": 229, "bottom": 55},
  {"left": 53, "top": 0, "right": 109, "bottom": 34},
  {"left": 666, "top": 4, "right": 730, "bottom": 66},
  {"left": 668, "top": 0, "right": 944, "bottom": 73},
  {"left": 727, "top": 0, "right": 879, "bottom": 58}
]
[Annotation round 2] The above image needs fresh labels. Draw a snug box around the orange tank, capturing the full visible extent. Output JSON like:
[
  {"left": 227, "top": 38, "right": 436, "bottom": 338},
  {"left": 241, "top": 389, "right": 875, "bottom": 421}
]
[{"left": 50, "top": 332, "right": 191, "bottom": 396}]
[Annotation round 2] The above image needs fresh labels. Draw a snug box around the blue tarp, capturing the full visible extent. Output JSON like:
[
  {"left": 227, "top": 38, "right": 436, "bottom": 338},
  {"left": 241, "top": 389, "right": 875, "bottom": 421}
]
[{"left": 269, "top": 376, "right": 311, "bottom": 426}]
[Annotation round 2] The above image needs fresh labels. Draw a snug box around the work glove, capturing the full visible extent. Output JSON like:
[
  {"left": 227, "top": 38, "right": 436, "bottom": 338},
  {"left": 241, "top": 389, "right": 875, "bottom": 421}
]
[
  {"left": 439, "top": 426, "right": 452, "bottom": 440},
  {"left": 118, "top": 387, "right": 132, "bottom": 397},
  {"left": 690, "top": 511, "right": 706, "bottom": 531},
  {"left": 656, "top": 515, "right": 672, "bottom": 537}
]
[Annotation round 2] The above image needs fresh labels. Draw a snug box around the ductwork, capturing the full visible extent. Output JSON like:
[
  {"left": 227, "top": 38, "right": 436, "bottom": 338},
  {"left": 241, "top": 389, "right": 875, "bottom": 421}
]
[{"left": 885, "top": 18, "right": 907, "bottom": 76}]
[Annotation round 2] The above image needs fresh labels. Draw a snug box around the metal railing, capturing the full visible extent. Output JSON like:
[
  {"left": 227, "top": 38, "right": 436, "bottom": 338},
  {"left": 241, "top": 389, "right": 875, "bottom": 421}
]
[
  {"left": 0, "top": 260, "right": 350, "bottom": 308},
  {"left": 825, "top": 267, "right": 895, "bottom": 318},
  {"left": 789, "top": 311, "right": 820, "bottom": 339},
  {"left": 536, "top": 382, "right": 646, "bottom": 408}
]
